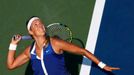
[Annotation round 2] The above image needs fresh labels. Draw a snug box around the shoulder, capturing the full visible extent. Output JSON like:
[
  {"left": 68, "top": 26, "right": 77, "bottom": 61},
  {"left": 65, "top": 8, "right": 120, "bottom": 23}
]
[
  {"left": 23, "top": 41, "right": 35, "bottom": 55},
  {"left": 49, "top": 37, "right": 69, "bottom": 54},
  {"left": 50, "top": 37, "right": 73, "bottom": 49},
  {"left": 50, "top": 37, "right": 68, "bottom": 45},
  {"left": 50, "top": 37, "right": 61, "bottom": 42},
  {"left": 23, "top": 46, "right": 32, "bottom": 58}
]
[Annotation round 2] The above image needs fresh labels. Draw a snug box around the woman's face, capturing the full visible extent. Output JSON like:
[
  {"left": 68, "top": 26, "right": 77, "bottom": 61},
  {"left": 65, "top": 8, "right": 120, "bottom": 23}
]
[{"left": 29, "top": 19, "right": 46, "bottom": 36}]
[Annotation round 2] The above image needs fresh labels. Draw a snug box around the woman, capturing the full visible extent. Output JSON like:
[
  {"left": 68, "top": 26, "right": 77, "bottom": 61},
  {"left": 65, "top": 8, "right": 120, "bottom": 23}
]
[{"left": 7, "top": 17, "right": 120, "bottom": 75}]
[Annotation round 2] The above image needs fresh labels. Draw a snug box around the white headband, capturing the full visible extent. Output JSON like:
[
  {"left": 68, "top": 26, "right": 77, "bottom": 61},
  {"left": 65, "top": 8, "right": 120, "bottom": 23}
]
[{"left": 27, "top": 17, "right": 39, "bottom": 30}]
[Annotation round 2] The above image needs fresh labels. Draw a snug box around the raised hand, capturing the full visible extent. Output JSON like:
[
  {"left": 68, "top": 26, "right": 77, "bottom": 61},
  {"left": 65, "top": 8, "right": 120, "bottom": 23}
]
[{"left": 11, "top": 34, "right": 22, "bottom": 45}]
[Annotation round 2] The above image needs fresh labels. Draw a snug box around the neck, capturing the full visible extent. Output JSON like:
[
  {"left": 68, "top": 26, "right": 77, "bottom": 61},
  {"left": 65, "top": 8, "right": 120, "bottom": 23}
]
[{"left": 34, "top": 35, "right": 47, "bottom": 50}]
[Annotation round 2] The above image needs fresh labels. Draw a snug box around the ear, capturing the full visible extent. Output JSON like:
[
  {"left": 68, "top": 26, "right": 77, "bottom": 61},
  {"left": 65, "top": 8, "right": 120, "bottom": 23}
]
[{"left": 28, "top": 30, "right": 34, "bottom": 35}]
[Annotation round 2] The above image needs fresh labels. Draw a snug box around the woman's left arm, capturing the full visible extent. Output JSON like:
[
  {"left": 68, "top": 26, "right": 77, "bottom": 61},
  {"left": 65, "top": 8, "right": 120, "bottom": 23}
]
[{"left": 55, "top": 38, "right": 120, "bottom": 71}]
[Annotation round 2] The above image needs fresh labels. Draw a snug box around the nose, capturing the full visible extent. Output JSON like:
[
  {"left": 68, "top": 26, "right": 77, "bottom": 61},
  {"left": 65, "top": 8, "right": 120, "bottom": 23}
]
[
  {"left": 36, "top": 23, "right": 45, "bottom": 30},
  {"left": 34, "top": 22, "right": 41, "bottom": 27}
]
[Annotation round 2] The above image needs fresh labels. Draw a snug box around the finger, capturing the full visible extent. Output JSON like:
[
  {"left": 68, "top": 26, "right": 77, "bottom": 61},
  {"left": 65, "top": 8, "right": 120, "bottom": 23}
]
[
  {"left": 105, "top": 68, "right": 112, "bottom": 72},
  {"left": 13, "top": 35, "right": 21, "bottom": 40},
  {"left": 12, "top": 35, "right": 16, "bottom": 40},
  {"left": 111, "top": 67, "right": 120, "bottom": 70},
  {"left": 17, "top": 35, "right": 22, "bottom": 40}
]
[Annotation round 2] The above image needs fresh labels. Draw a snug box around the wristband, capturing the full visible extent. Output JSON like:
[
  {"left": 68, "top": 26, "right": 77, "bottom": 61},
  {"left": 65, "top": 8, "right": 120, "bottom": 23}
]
[
  {"left": 9, "top": 43, "right": 17, "bottom": 50},
  {"left": 98, "top": 61, "right": 106, "bottom": 69}
]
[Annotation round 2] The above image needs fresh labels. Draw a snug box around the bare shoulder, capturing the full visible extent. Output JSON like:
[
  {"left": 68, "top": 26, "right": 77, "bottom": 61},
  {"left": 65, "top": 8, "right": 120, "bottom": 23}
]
[
  {"left": 50, "top": 37, "right": 69, "bottom": 45},
  {"left": 23, "top": 46, "right": 31, "bottom": 58},
  {"left": 50, "top": 37, "right": 62, "bottom": 42},
  {"left": 49, "top": 37, "right": 69, "bottom": 54},
  {"left": 50, "top": 37, "right": 85, "bottom": 55},
  {"left": 50, "top": 37, "right": 74, "bottom": 49}
]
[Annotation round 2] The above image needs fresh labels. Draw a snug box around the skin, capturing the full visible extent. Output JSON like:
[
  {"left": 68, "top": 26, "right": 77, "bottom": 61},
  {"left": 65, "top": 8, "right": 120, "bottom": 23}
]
[{"left": 7, "top": 19, "right": 120, "bottom": 72}]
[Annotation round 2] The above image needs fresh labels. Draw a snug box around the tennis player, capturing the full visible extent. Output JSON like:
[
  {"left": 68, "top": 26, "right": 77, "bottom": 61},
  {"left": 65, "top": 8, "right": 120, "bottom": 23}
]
[{"left": 7, "top": 17, "right": 120, "bottom": 75}]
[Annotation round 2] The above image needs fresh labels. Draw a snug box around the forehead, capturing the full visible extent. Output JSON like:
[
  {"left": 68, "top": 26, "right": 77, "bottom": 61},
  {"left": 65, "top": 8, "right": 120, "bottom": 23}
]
[
  {"left": 32, "top": 19, "right": 42, "bottom": 24},
  {"left": 30, "top": 19, "right": 45, "bottom": 29}
]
